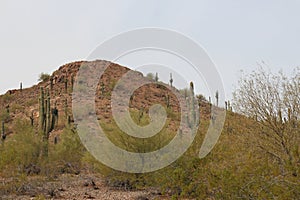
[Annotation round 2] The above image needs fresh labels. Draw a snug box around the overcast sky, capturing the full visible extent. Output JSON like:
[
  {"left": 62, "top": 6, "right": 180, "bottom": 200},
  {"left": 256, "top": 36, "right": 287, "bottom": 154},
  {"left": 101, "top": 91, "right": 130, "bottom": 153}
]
[{"left": 1, "top": 0, "right": 300, "bottom": 100}]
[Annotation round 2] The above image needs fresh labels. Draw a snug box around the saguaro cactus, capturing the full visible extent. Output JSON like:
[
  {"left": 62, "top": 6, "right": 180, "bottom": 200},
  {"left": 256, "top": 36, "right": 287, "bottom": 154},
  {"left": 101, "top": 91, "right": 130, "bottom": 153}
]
[
  {"left": 190, "top": 81, "right": 194, "bottom": 96},
  {"left": 165, "top": 93, "right": 170, "bottom": 108},
  {"left": 50, "top": 77, "right": 54, "bottom": 91},
  {"left": 71, "top": 75, "right": 74, "bottom": 91},
  {"left": 20, "top": 82, "right": 23, "bottom": 92},
  {"left": 30, "top": 111, "right": 34, "bottom": 127},
  {"left": 189, "top": 82, "right": 197, "bottom": 126},
  {"left": 39, "top": 87, "right": 57, "bottom": 157},
  {"left": 1, "top": 121, "right": 5, "bottom": 141},
  {"left": 215, "top": 90, "right": 219, "bottom": 107},
  {"left": 51, "top": 104, "right": 58, "bottom": 130},
  {"left": 65, "top": 78, "right": 68, "bottom": 93},
  {"left": 39, "top": 87, "right": 56, "bottom": 136},
  {"left": 170, "top": 73, "right": 173, "bottom": 87},
  {"left": 100, "top": 82, "right": 105, "bottom": 96},
  {"left": 155, "top": 72, "right": 159, "bottom": 82},
  {"left": 39, "top": 87, "right": 45, "bottom": 132},
  {"left": 45, "top": 89, "right": 51, "bottom": 134},
  {"left": 64, "top": 98, "right": 68, "bottom": 119}
]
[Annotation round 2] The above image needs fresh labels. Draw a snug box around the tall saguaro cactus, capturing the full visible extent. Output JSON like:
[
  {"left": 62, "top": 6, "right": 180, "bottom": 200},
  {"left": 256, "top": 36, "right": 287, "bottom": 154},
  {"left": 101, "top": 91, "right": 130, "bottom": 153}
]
[
  {"left": 39, "top": 87, "right": 57, "bottom": 157},
  {"left": 39, "top": 87, "right": 45, "bottom": 132},
  {"left": 215, "top": 90, "right": 219, "bottom": 107},
  {"left": 188, "top": 81, "right": 196, "bottom": 127},
  {"left": 155, "top": 72, "right": 159, "bottom": 82},
  {"left": 45, "top": 89, "right": 51, "bottom": 135},
  {"left": 190, "top": 81, "right": 194, "bottom": 95},
  {"left": 170, "top": 73, "right": 173, "bottom": 87},
  {"left": 39, "top": 87, "right": 56, "bottom": 137},
  {"left": 51, "top": 102, "right": 58, "bottom": 131},
  {"left": 71, "top": 75, "right": 74, "bottom": 91}
]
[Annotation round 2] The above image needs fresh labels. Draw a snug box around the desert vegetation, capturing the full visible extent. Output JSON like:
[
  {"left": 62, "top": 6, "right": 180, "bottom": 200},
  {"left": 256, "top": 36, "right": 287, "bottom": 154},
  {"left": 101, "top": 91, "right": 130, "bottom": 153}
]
[{"left": 0, "top": 61, "right": 299, "bottom": 199}]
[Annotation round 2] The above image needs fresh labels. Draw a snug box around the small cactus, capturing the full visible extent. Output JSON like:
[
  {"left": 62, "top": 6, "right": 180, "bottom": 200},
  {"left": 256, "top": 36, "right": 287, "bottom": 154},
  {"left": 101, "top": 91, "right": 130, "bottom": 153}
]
[
  {"left": 1, "top": 121, "right": 6, "bottom": 141},
  {"left": 67, "top": 115, "right": 71, "bottom": 126},
  {"left": 155, "top": 72, "right": 159, "bottom": 82},
  {"left": 30, "top": 111, "right": 34, "bottom": 127}
]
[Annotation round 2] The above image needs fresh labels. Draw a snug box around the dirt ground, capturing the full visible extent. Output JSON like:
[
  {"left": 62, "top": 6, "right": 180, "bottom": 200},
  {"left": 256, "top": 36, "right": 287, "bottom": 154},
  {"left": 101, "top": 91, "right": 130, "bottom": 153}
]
[{"left": 1, "top": 173, "right": 171, "bottom": 200}]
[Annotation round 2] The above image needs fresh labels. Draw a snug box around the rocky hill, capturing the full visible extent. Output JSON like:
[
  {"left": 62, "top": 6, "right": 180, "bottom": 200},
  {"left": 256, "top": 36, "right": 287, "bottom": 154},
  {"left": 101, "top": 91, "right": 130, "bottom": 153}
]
[{"left": 0, "top": 60, "right": 210, "bottom": 144}]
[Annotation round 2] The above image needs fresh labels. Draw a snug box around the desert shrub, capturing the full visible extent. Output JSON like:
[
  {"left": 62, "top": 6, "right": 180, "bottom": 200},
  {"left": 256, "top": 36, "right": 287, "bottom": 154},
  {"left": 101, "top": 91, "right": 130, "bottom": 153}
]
[
  {"left": 0, "top": 119, "right": 42, "bottom": 176},
  {"left": 10, "top": 103, "right": 24, "bottom": 113},
  {"left": 93, "top": 112, "right": 300, "bottom": 199},
  {"left": 146, "top": 73, "right": 155, "bottom": 80},
  {"left": 46, "top": 127, "right": 86, "bottom": 176},
  {"left": 0, "top": 109, "right": 10, "bottom": 122},
  {"left": 38, "top": 73, "right": 50, "bottom": 82}
]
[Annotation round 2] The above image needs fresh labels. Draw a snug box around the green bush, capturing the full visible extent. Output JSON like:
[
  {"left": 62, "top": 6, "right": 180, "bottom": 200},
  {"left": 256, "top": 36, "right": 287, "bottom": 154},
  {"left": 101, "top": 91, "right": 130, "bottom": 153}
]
[
  {"left": 38, "top": 73, "right": 50, "bottom": 82},
  {"left": 0, "top": 120, "right": 42, "bottom": 176}
]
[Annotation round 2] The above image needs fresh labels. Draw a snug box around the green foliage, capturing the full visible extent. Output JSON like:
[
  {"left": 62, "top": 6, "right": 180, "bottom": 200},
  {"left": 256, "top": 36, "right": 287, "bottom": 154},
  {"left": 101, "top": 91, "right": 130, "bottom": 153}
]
[
  {"left": 0, "top": 109, "right": 10, "bottom": 122},
  {"left": 10, "top": 103, "right": 24, "bottom": 113},
  {"left": 46, "top": 127, "right": 86, "bottom": 176},
  {"left": 38, "top": 73, "right": 50, "bottom": 82},
  {"left": 0, "top": 67, "right": 299, "bottom": 199},
  {"left": 0, "top": 120, "right": 42, "bottom": 176},
  {"left": 92, "top": 112, "right": 300, "bottom": 199},
  {"left": 0, "top": 119, "right": 86, "bottom": 178}
]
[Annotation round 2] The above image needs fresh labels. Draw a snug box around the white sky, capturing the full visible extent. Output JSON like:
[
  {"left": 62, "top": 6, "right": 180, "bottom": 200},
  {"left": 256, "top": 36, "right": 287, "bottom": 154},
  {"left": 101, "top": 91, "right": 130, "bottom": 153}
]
[{"left": 1, "top": 0, "right": 300, "bottom": 100}]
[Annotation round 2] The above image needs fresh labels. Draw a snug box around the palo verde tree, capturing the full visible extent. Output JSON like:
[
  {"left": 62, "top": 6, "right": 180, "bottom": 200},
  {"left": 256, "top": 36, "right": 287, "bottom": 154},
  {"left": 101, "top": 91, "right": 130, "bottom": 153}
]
[{"left": 233, "top": 67, "right": 300, "bottom": 175}]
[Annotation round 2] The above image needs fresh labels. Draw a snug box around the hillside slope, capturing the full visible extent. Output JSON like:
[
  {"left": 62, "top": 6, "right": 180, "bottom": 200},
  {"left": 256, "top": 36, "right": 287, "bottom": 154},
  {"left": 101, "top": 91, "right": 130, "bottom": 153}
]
[{"left": 0, "top": 60, "right": 298, "bottom": 200}]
